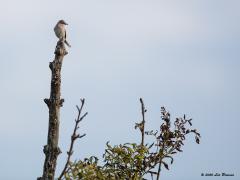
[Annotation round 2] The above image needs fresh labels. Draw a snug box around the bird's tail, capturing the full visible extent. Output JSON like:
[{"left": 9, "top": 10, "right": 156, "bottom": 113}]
[{"left": 64, "top": 40, "right": 71, "bottom": 48}]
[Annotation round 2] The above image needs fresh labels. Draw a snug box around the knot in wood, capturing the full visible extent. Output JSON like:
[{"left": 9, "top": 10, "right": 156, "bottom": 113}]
[
  {"left": 43, "top": 145, "right": 49, "bottom": 155},
  {"left": 44, "top": 98, "right": 51, "bottom": 107},
  {"left": 60, "top": 99, "right": 64, "bottom": 107},
  {"left": 49, "top": 62, "right": 53, "bottom": 70},
  {"left": 54, "top": 146, "right": 62, "bottom": 156}
]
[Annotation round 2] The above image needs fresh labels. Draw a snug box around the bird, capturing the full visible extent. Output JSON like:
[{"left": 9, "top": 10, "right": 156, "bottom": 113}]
[{"left": 54, "top": 20, "right": 71, "bottom": 47}]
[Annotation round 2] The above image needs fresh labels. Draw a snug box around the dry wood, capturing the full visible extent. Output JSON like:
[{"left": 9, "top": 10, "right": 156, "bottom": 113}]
[{"left": 39, "top": 40, "right": 68, "bottom": 180}]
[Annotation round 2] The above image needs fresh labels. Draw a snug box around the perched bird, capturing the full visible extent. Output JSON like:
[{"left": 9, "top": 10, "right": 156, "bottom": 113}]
[{"left": 54, "top": 20, "right": 71, "bottom": 47}]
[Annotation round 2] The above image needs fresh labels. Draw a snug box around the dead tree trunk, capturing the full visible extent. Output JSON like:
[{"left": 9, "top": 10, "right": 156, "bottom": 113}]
[{"left": 39, "top": 40, "right": 68, "bottom": 180}]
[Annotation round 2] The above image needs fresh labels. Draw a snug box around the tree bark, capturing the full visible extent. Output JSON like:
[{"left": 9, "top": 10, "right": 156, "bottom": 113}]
[{"left": 39, "top": 40, "right": 68, "bottom": 180}]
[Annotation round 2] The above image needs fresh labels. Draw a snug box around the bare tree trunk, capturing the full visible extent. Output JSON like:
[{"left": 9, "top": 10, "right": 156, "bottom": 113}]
[{"left": 39, "top": 40, "right": 68, "bottom": 180}]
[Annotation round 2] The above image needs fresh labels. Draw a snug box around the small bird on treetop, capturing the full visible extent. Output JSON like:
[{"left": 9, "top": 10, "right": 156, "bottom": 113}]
[{"left": 54, "top": 20, "right": 71, "bottom": 47}]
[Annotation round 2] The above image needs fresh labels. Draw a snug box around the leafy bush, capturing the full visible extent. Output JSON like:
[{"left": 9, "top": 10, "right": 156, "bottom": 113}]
[{"left": 60, "top": 99, "right": 200, "bottom": 180}]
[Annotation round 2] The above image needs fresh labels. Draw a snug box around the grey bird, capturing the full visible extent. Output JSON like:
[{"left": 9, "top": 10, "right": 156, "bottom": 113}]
[{"left": 54, "top": 20, "right": 71, "bottom": 47}]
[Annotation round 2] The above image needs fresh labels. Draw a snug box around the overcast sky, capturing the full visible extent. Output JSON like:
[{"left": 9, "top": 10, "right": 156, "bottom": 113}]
[{"left": 0, "top": 0, "right": 239, "bottom": 179}]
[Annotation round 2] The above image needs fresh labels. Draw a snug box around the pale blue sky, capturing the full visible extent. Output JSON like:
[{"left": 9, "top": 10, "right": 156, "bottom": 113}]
[{"left": 0, "top": 0, "right": 239, "bottom": 179}]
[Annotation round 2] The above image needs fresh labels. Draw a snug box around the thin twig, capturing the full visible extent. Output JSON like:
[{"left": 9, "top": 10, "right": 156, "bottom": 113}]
[
  {"left": 58, "top": 99, "right": 88, "bottom": 180},
  {"left": 140, "top": 98, "right": 146, "bottom": 146},
  {"left": 156, "top": 143, "right": 164, "bottom": 180},
  {"left": 156, "top": 122, "right": 167, "bottom": 180}
]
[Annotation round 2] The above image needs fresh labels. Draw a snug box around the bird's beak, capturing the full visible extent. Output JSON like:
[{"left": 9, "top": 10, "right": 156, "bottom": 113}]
[{"left": 63, "top": 21, "right": 68, "bottom": 25}]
